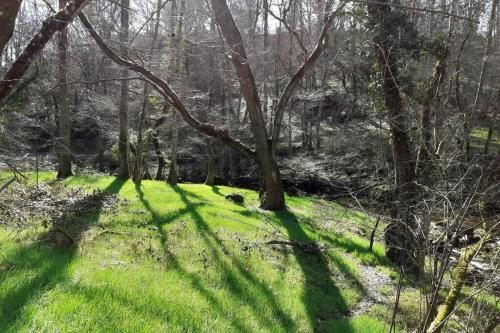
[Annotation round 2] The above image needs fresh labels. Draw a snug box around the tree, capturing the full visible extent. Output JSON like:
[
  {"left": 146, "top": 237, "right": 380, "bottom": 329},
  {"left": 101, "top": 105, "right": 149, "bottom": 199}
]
[
  {"left": 210, "top": 0, "right": 285, "bottom": 209},
  {"left": 117, "top": 0, "right": 131, "bottom": 179},
  {"left": 56, "top": 0, "right": 73, "bottom": 179},
  {"left": 210, "top": 0, "right": 345, "bottom": 209},
  {"left": 366, "top": 0, "right": 420, "bottom": 272},
  {"left": 80, "top": 0, "right": 346, "bottom": 210}
]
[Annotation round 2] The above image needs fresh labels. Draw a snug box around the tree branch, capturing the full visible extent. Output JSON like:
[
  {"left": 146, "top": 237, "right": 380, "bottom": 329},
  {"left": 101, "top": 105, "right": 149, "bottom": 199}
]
[
  {"left": 78, "top": 11, "right": 256, "bottom": 159},
  {"left": 270, "top": 1, "right": 347, "bottom": 152},
  {"left": 0, "top": 0, "right": 90, "bottom": 106}
]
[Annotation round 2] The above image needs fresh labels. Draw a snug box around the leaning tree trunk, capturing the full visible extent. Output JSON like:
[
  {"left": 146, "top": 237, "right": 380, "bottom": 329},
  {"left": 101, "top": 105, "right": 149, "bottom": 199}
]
[
  {"left": 211, "top": 0, "right": 285, "bottom": 210},
  {"left": 367, "top": 0, "right": 419, "bottom": 273},
  {"left": 56, "top": 0, "right": 73, "bottom": 179},
  {"left": 118, "top": 0, "right": 130, "bottom": 179}
]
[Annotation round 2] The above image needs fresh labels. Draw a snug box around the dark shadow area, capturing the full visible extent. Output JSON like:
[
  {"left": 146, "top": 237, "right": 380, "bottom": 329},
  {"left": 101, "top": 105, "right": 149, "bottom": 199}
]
[
  {"left": 318, "top": 232, "right": 390, "bottom": 267},
  {"left": 102, "top": 177, "right": 127, "bottom": 194},
  {"left": 134, "top": 183, "right": 296, "bottom": 332},
  {"left": 273, "top": 210, "right": 352, "bottom": 331},
  {"left": 211, "top": 186, "right": 223, "bottom": 196},
  {"left": 0, "top": 177, "right": 125, "bottom": 330},
  {"left": 0, "top": 245, "right": 74, "bottom": 331}
]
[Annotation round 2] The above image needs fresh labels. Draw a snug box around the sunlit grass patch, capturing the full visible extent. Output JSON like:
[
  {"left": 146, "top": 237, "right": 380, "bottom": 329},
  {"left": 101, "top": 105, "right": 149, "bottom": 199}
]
[
  {"left": 470, "top": 127, "right": 500, "bottom": 151},
  {"left": 0, "top": 175, "right": 396, "bottom": 332}
]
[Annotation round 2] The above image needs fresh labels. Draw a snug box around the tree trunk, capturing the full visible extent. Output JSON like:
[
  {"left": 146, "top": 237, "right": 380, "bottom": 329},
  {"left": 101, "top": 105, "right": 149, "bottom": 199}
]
[
  {"left": 118, "top": 0, "right": 130, "bottom": 179},
  {"left": 205, "top": 143, "right": 216, "bottom": 186},
  {"left": 166, "top": 0, "right": 185, "bottom": 186},
  {"left": 167, "top": 107, "right": 179, "bottom": 185},
  {"left": 315, "top": 100, "right": 324, "bottom": 151},
  {"left": 367, "top": 0, "right": 419, "bottom": 273},
  {"left": 150, "top": 115, "right": 167, "bottom": 180},
  {"left": 56, "top": 0, "right": 72, "bottom": 179},
  {"left": 211, "top": 0, "right": 285, "bottom": 210},
  {"left": 0, "top": 0, "right": 23, "bottom": 59}
]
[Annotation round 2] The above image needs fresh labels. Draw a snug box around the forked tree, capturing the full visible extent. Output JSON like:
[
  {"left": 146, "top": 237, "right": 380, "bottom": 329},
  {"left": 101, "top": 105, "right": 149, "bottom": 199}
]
[{"left": 78, "top": 0, "right": 344, "bottom": 210}]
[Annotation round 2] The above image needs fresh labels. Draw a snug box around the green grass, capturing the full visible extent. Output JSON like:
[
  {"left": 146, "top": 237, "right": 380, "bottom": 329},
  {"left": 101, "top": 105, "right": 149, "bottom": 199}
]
[
  {"left": 0, "top": 173, "right": 397, "bottom": 332},
  {"left": 470, "top": 127, "right": 500, "bottom": 151}
]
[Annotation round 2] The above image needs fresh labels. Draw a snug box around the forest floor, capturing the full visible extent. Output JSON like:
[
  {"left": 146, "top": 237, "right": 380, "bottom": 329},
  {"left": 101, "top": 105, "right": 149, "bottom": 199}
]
[{"left": 0, "top": 173, "right": 478, "bottom": 333}]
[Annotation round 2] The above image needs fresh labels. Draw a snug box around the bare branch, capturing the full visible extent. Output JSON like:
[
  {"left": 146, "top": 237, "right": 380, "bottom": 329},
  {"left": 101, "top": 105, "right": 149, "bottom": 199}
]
[
  {"left": 271, "top": 1, "right": 347, "bottom": 152},
  {"left": 0, "top": 0, "right": 91, "bottom": 106},
  {"left": 78, "top": 11, "right": 256, "bottom": 158}
]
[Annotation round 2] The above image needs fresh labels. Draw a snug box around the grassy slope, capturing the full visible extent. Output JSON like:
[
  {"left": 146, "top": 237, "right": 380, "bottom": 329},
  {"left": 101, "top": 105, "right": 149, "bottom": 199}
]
[{"left": 0, "top": 174, "right": 394, "bottom": 333}]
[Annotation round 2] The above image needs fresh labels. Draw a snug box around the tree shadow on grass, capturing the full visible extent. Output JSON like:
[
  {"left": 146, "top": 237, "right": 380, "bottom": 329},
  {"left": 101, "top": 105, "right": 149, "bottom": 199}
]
[
  {"left": 0, "top": 177, "right": 125, "bottom": 331},
  {"left": 272, "top": 210, "right": 355, "bottom": 332},
  {"left": 134, "top": 183, "right": 296, "bottom": 332},
  {"left": 318, "top": 232, "right": 390, "bottom": 267},
  {"left": 211, "top": 185, "right": 223, "bottom": 196}
]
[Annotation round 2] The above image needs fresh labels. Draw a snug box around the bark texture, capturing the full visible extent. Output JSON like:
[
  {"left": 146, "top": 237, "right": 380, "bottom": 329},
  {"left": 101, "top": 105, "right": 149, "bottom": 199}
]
[{"left": 426, "top": 240, "right": 485, "bottom": 333}]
